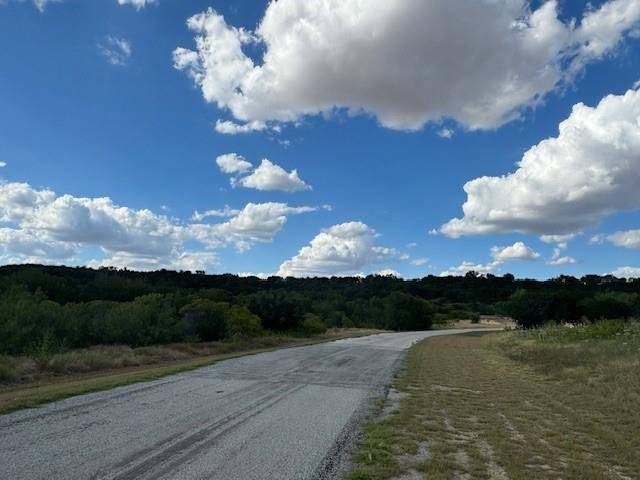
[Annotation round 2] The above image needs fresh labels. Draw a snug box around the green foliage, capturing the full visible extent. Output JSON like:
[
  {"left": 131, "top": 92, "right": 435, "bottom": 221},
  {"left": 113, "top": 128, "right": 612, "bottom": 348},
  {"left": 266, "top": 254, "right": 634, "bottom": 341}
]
[
  {"left": 180, "top": 299, "right": 229, "bottom": 341},
  {"left": 300, "top": 314, "right": 328, "bottom": 335},
  {"left": 242, "top": 290, "right": 309, "bottom": 331},
  {"left": 504, "top": 289, "right": 551, "bottom": 328},
  {"left": 225, "top": 305, "right": 263, "bottom": 339},
  {"left": 382, "top": 292, "right": 434, "bottom": 331},
  {"left": 520, "top": 319, "right": 632, "bottom": 344},
  {"left": 578, "top": 292, "right": 636, "bottom": 321},
  {"left": 1, "top": 264, "right": 639, "bottom": 354}
]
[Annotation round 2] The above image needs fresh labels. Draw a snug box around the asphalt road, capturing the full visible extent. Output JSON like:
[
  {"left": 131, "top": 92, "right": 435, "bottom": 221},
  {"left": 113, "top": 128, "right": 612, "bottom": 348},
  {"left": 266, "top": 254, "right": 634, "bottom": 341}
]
[{"left": 0, "top": 329, "right": 492, "bottom": 480}]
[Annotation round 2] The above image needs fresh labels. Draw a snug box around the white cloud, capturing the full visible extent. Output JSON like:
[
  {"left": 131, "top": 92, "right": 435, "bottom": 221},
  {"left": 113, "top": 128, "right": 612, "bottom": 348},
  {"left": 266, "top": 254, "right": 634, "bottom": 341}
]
[
  {"left": 411, "top": 258, "right": 428, "bottom": 266},
  {"left": 237, "top": 271, "right": 271, "bottom": 279},
  {"left": 540, "top": 234, "right": 577, "bottom": 245},
  {"left": 174, "top": 1, "right": 640, "bottom": 132},
  {"left": 611, "top": 266, "right": 640, "bottom": 278},
  {"left": 190, "top": 202, "right": 318, "bottom": 252},
  {"left": 0, "top": 182, "right": 56, "bottom": 222},
  {"left": 441, "top": 240, "right": 540, "bottom": 276},
  {"left": 214, "top": 120, "right": 269, "bottom": 135},
  {"left": 117, "top": 0, "right": 157, "bottom": 10},
  {"left": 441, "top": 89, "right": 640, "bottom": 238},
  {"left": 491, "top": 241, "right": 540, "bottom": 262},
  {"left": 437, "top": 128, "right": 454, "bottom": 139},
  {"left": 377, "top": 269, "right": 402, "bottom": 277},
  {"left": 0, "top": 161, "right": 6, "bottom": 168},
  {"left": 98, "top": 36, "right": 132, "bottom": 66},
  {"left": 548, "top": 256, "right": 577, "bottom": 265},
  {"left": 89, "top": 250, "right": 217, "bottom": 273},
  {"left": 216, "top": 154, "right": 311, "bottom": 192},
  {"left": 277, "top": 222, "right": 400, "bottom": 277},
  {"left": 547, "top": 247, "right": 577, "bottom": 265},
  {"left": 634, "top": 79, "right": 640, "bottom": 90},
  {"left": 406, "top": 242, "right": 417, "bottom": 248},
  {"left": 0, "top": 228, "right": 76, "bottom": 260},
  {"left": 0, "top": 181, "right": 317, "bottom": 271},
  {"left": 235, "top": 159, "right": 311, "bottom": 192},
  {"left": 440, "top": 261, "right": 500, "bottom": 277},
  {"left": 216, "top": 153, "right": 252, "bottom": 174},
  {"left": 606, "top": 229, "right": 640, "bottom": 249},
  {"left": 191, "top": 205, "right": 240, "bottom": 221}
]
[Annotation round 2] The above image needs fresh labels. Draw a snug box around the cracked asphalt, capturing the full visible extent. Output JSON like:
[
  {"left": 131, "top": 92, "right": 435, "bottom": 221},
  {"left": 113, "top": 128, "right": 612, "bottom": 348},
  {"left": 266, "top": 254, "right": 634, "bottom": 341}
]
[{"left": 0, "top": 329, "right": 492, "bottom": 480}]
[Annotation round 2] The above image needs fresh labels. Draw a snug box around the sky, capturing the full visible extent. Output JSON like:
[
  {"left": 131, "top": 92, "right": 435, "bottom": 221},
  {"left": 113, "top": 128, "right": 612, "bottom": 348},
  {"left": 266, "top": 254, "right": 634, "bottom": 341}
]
[{"left": 0, "top": 0, "right": 639, "bottom": 279}]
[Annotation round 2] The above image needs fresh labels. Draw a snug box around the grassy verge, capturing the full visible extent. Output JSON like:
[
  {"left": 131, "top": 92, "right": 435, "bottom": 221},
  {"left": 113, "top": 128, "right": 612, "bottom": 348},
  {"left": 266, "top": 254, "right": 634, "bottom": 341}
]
[
  {"left": 0, "top": 328, "right": 382, "bottom": 415},
  {"left": 349, "top": 321, "right": 640, "bottom": 480}
]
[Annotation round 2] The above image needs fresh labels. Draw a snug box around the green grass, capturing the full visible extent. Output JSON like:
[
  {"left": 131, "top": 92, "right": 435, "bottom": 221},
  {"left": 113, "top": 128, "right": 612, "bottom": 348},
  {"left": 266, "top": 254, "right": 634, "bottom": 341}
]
[
  {"left": 0, "top": 328, "right": 382, "bottom": 415},
  {"left": 348, "top": 322, "right": 640, "bottom": 480}
]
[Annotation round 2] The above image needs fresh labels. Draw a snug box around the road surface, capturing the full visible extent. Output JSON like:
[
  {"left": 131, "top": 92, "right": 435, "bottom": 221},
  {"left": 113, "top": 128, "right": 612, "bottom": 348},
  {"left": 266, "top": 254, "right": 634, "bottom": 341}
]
[{"left": 0, "top": 329, "right": 494, "bottom": 480}]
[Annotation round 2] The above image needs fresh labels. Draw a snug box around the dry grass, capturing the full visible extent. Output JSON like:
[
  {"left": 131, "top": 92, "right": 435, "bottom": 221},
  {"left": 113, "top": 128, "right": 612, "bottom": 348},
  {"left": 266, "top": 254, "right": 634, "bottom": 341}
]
[
  {"left": 0, "top": 328, "right": 382, "bottom": 414},
  {"left": 349, "top": 323, "right": 640, "bottom": 480}
]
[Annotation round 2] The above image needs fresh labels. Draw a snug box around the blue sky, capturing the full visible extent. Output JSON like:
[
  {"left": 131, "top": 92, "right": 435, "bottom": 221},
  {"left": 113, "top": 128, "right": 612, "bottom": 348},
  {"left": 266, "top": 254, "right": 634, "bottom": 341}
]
[{"left": 1, "top": 0, "right": 639, "bottom": 278}]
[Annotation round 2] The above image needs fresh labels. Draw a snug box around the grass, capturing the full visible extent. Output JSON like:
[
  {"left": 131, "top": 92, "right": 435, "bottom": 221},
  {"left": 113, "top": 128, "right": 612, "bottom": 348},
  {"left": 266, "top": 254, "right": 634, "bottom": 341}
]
[
  {"left": 348, "top": 321, "right": 640, "bottom": 480},
  {"left": 0, "top": 328, "right": 382, "bottom": 415}
]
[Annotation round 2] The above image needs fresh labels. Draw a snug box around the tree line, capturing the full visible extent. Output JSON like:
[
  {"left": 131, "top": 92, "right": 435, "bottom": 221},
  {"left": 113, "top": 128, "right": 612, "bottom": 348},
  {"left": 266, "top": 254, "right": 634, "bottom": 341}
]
[{"left": 0, "top": 265, "right": 638, "bottom": 355}]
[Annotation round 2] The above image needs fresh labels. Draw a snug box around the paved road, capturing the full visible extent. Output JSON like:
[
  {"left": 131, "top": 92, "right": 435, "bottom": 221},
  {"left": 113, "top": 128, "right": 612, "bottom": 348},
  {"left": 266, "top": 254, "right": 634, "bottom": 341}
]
[{"left": 0, "top": 329, "right": 493, "bottom": 480}]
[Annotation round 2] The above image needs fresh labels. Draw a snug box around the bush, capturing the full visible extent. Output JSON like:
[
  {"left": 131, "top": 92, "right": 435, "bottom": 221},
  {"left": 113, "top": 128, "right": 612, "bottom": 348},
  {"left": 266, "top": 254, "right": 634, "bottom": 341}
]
[
  {"left": 504, "top": 289, "right": 550, "bottom": 328},
  {"left": 180, "top": 299, "right": 229, "bottom": 341},
  {"left": 579, "top": 292, "right": 636, "bottom": 321},
  {"left": 300, "top": 314, "right": 328, "bottom": 335},
  {"left": 225, "top": 305, "right": 264, "bottom": 339},
  {"left": 383, "top": 292, "right": 434, "bottom": 331}
]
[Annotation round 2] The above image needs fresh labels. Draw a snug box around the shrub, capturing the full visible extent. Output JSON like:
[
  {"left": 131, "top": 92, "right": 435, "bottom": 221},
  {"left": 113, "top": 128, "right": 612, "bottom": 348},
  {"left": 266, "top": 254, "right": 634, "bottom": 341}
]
[
  {"left": 383, "top": 292, "right": 434, "bottom": 331},
  {"left": 300, "top": 314, "right": 328, "bottom": 335},
  {"left": 504, "top": 289, "right": 550, "bottom": 328},
  {"left": 579, "top": 292, "right": 636, "bottom": 321},
  {"left": 180, "top": 299, "right": 229, "bottom": 341},
  {"left": 225, "top": 305, "right": 264, "bottom": 339}
]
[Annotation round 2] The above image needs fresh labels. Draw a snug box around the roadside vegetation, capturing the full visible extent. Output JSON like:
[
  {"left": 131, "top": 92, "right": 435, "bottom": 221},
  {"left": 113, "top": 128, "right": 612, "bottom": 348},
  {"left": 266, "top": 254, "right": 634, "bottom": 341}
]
[
  {"left": 1, "top": 265, "right": 639, "bottom": 361},
  {"left": 349, "top": 320, "right": 640, "bottom": 480}
]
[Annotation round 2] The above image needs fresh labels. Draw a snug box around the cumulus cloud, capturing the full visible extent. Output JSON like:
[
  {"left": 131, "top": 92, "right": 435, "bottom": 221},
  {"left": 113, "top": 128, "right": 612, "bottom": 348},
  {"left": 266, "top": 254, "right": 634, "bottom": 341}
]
[
  {"left": 0, "top": 161, "right": 6, "bottom": 168},
  {"left": 216, "top": 154, "right": 311, "bottom": 192},
  {"left": 216, "top": 153, "right": 252, "bottom": 174},
  {"left": 491, "top": 241, "right": 540, "bottom": 262},
  {"left": 277, "top": 222, "right": 401, "bottom": 277},
  {"left": 441, "top": 241, "right": 540, "bottom": 276},
  {"left": 235, "top": 159, "right": 310, "bottom": 192},
  {"left": 116, "top": 0, "right": 157, "bottom": 9},
  {"left": 0, "top": 181, "right": 317, "bottom": 271},
  {"left": 605, "top": 229, "right": 640, "bottom": 249},
  {"left": 441, "top": 89, "right": 640, "bottom": 238},
  {"left": 173, "top": 0, "right": 640, "bottom": 132},
  {"left": 88, "top": 250, "right": 217, "bottom": 273},
  {"left": 98, "top": 36, "right": 132, "bottom": 66},
  {"left": 191, "top": 203, "right": 318, "bottom": 252},
  {"left": 214, "top": 120, "right": 269, "bottom": 135},
  {"left": 611, "top": 266, "right": 640, "bottom": 278},
  {"left": 440, "top": 261, "right": 500, "bottom": 277},
  {"left": 191, "top": 205, "right": 240, "bottom": 221},
  {"left": 547, "top": 247, "right": 577, "bottom": 265}
]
